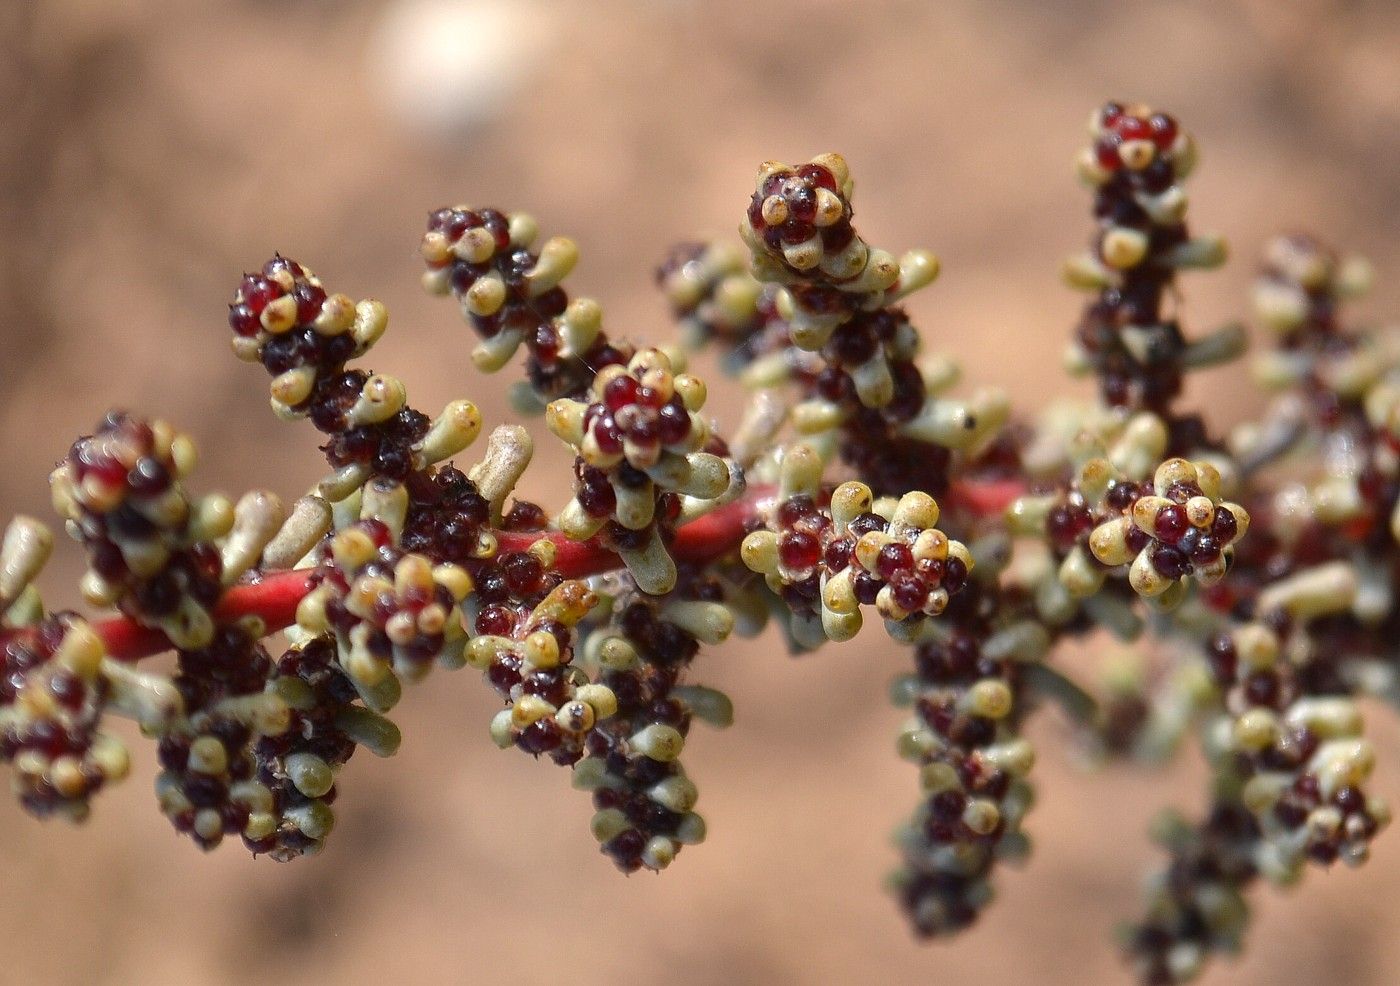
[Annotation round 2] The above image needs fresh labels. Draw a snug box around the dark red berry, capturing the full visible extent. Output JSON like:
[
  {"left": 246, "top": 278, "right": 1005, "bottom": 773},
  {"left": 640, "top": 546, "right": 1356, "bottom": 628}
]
[
  {"left": 1211, "top": 508, "right": 1238, "bottom": 543},
  {"left": 778, "top": 530, "right": 821, "bottom": 571},
  {"left": 876, "top": 542, "right": 914, "bottom": 579},
  {"left": 1094, "top": 137, "right": 1121, "bottom": 171},
  {"left": 604, "top": 374, "right": 639, "bottom": 411},
  {"left": 890, "top": 573, "right": 926, "bottom": 612},
  {"left": 228, "top": 304, "right": 260, "bottom": 337},
  {"left": 240, "top": 275, "right": 281, "bottom": 314},
  {"left": 1154, "top": 505, "right": 1188, "bottom": 544},
  {"left": 1148, "top": 114, "right": 1178, "bottom": 149},
  {"left": 1151, "top": 546, "right": 1190, "bottom": 579},
  {"left": 1115, "top": 115, "right": 1151, "bottom": 142}
]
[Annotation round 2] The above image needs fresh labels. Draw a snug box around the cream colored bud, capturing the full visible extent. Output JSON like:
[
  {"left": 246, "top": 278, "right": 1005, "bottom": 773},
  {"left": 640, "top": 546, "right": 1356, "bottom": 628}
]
[{"left": 631, "top": 724, "right": 685, "bottom": 762}]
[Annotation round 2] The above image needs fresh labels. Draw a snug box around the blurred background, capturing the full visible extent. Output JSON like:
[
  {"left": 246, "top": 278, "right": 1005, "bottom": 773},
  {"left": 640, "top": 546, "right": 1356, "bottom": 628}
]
[{"left": 1, "top": 1, "right": 1398, "bottom": 983}]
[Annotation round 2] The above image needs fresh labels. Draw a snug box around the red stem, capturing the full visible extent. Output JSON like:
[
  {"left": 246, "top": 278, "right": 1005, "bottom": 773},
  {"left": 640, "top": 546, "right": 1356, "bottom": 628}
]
[{"left": 78, "top": 476, "right": 1025, "bottom": 662}]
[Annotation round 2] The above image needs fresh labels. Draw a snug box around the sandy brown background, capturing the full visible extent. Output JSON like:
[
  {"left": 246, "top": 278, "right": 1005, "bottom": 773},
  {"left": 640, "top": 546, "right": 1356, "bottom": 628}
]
[{"left": 2, "top": 1, "right": 1399, "bottom": 984}]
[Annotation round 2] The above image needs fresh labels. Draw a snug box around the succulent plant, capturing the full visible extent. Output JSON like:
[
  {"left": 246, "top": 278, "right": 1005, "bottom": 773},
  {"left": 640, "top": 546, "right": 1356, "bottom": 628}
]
[{"left": 4, "top": 101, "right": 1397, "bottom": 983}]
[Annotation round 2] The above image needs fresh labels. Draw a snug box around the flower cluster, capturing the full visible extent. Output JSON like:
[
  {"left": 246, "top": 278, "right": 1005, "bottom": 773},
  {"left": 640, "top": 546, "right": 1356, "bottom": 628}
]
[
  {"left": 231, "top": 255, "right": 484, "bottom": 503},
  {"left": 422, "top": 206, "right": 633, "bottom": 409},
  {"left": 890, "top": 582, "right": 1036, "bottom": 937},
  {"left": 155, "top": 618, "right": 291, "bottom": 852},
  {"left": 470, "top": 578, "right": 617, "bottom": 764},
  {"left": 1065, "top": 101, "right": 1236, "bottom": 412},
  {"left": 741, "top": 446, "right": 973, "bottom": 644},
  {"left": 297, "top": 520, "right": 472, "bottom": 692},
  {"left": 1208, "top": 620, "right": 1386, "bottom": 874},
  {"left": 1125, "top": 596, "right": 1391, "bottom": 984},
  {"left": 654, "top": 241, "right": 771, "bottom": 365},
  {"left": 1252, "top": 233, "right": 1373, "bottom": 349},
  {"left": 1088, "top": 458, "right": 1249, "bottom": 603},
  {"left": 1126, "top": 802, "right": 1258, "bottom": 986},
  {"left": 1, "top": 614, "right": 131, "bottom": 819},
  {"left": 573, "top": 573, "right": 734, "bottom": 872},
  {"left": 50, "top": 413, "right": 234, "bottom": 648},
  {"left": 547, "top": 348, "right": 735, "bottom": 594},
  {"left": 255, "top": 634, "right": 400, "bottom": 859},
  {"left": 735, "top": 152, "right": 1006, "bottom": 500}
]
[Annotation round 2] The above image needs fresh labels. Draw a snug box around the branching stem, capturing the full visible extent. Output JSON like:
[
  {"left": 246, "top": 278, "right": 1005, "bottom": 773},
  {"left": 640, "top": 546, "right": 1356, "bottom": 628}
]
[{"left": 15, "top": 477, "right": 1025, "bottom": 663}]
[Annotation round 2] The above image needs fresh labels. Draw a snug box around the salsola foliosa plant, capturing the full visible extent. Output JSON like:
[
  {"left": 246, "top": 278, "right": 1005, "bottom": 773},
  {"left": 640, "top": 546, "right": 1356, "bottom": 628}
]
[{"left": 2, "top": 100, "right": 1395, "bottom": 982}]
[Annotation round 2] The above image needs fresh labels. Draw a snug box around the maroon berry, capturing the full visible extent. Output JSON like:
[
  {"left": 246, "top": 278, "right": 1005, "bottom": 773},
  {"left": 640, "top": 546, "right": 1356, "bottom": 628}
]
[
  {"left": 777, "top": 496, "right": 815, "bottom": 529},
  {"left": 823, "top": 536, "right": 853, "bottom": 572},
  {"left": 1125, "top": 526, "right": 1150, "bottom": 553},
  {"left": 942, "top": 556, "right": 969, "bottom": 594},
  {"left": 1047, "top": 503, "right": 1092, "bottom": 552},
  {"left": 657, "top": 402, "right": 691, "bottom": 445},
  {"left": 604, "top": 374, "right": 639, "bottom": 411},
  {"left": 126, "top": 457, "right": 171, "bottom": 496},
  {"left": 1188, "top": 535, "right": 1220, "bottom": 565},
  {"left": 890, "top": 573, "right": 926, "bottom": 612},
  {"left": 854, "top": 573, "right": 882, "bottom": 605},
  {"left": 915, "top": 557, "right": 944, "bottom": 584},
  {"left": 1243, "top": 671, "right": 1280, "bottom": 707},
  {"left": 876, "top": 542, "right": 914, "bottom": 579},
  {"left": 796, "top": 163, "right": 837, "bottom": 191},
  {"left": 1094, "top": 138, "right": 1121, "bottom": 171},
  {"left": 239, "top": 275, "right": 281, "bottom": 314},
  {"left": 1148, "top": 113, "right": 1178, "bottom": 149},
  {"left": 1211, "top": 508, "right": 1238, "bottom": 543},
  {"left": 592, "top": 418, "right": 623, "bottom": 456},
  {"left": 516, "top": 719, "right": 563, "bottom": 755},
  {"left": 1115, "top": 115, "right": 1151, "bottom": 142},
  {"left": 778, "top": 530, "right": 821, "bottom": 571},
  {"left": 293, "top": 283, "right": 327, "bottom": 324},
  {"left": 228, "top": 304, "right": 260, "bottom": 337},
  {"left": 475, "top": 606, "right": 516, "bottom": 637},
  {"left": 1154, "top": 505, "right": 1188, "bottom": 544},
  {"left": 1150, "top": 546, "right": 1190, "bottom": 579}
]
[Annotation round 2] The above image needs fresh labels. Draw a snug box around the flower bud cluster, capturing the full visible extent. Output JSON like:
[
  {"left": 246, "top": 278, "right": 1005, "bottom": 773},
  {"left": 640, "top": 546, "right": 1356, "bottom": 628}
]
[
  {"left": 255, "top": 634, "right": 400, "bottom": 859},
  {"left": 51, "top": 413, "right": 253, "bottom": 649},
  {"left": 1013, "top": 454, "right": 1146, "bottom": 609},
  {"left": 155, "top": 622, "right": 399, "bottom": 860},
  {"left": 399, "top": 424, "right": 546, "bottom": 567},
  {"left": 1250, "top": 238, "right": 1400, "bottom": 548},
  {"left": 741, "top": 153, "right": 938, "bottom": 351},
  {"left": 156, "top": 618, "right": 292, "bottom": 852},
  {"left": 655, "top": 241, "right": 775, "bottom": 366},
  {"left": 230, "top": 257, "right": 484, "bottom": 502},
  {"left": 729, "top": 154, "right": 1006, "bottom": 498},
  {"left": 1065, "top": 102, "right": 1234, "bottom": 412},
  {"left": 1252, "top": 234, "right": 1374, "bottom": 349},
  {"left": 547, "top": 348, "right": 736, "bottom": 594},
  {"left": 889, "top": 588, "right": 1036, "bottom": 938},
  {"left": 1125, "top": 567, "right": 1388, "bottom": 985},
  {"left": 572, "top": 574, "right": 734, "bottom": 873},
  {"left": 1126, "top": 802, "right": 1259, "bottom": 986},
  {"left": 1087, "top": 458, "right": 1248, "bottom": 605},
  {"left": 742, "top": 447, "right": 973, "bottom": 645},
  {"left": 471, "top": 579, "right": 618, "bottom": 765},
  {"left": 422, "top": 206, "right": 633, "bottom": 408},
  {"left": 297, "top": 520, "right": 472, "bottom": 694},
  {"left": 1206, "top": 620, "right": 1388, "bottom": 876},
  {"left": 1, "top": 615, "right": 131, "bottom": 819}
]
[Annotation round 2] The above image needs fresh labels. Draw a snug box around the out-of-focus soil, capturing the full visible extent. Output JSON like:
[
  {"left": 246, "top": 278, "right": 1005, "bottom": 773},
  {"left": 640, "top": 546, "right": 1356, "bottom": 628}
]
[{"left": 1, "top": 2, "right": 1398, "bottom": 983}]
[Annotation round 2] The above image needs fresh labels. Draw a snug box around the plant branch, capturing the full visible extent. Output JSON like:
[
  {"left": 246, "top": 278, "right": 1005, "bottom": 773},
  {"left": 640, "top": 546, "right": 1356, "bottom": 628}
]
[{"left": 38, "top": 476, "right": 1024, "bottom": 663}]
